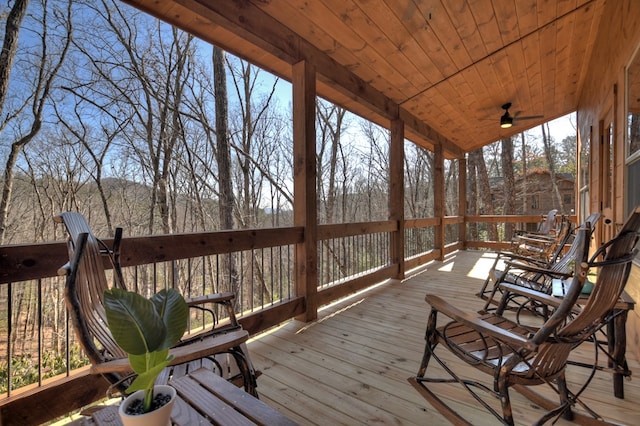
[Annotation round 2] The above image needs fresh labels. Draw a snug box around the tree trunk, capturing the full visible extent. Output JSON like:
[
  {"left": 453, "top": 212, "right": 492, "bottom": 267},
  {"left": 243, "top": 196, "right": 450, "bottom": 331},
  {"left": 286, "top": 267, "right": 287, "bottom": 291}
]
[
  {"left": 467, "top": 153, "right": 478, "bottom": 240},
  {"left": 213, "top": 46, "right": 239, "bottom": 304},
  {"left": 470, "top": 148, "right": 497, "bottom": 240},
  {"left": 542, "top": 123, "right": 563, "bottom": 213},
  {"left": 501, "top": 137, "right": 516, "bottom": 240},
  {"left": 0, "top": 0, "right": 29, "bottom": 244}
]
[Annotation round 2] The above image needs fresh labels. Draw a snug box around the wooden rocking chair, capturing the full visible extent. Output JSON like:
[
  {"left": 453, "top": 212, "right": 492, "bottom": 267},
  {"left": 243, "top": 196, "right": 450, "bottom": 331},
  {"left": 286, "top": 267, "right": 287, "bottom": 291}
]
[
  {"left": 409, "top": 206, "right": 640, "bottom": 425},
  {"left": 514, "top": 208, "right": 559, "bottom": 238},
  {"left": 55, "top": 212, "right": 259, "bottom": 399},
  {"left": 478, "top": 212, "right": 601, "bottom": 315},
  {"left": 511, "top": 213, "right": 571, "bottom": 262}
]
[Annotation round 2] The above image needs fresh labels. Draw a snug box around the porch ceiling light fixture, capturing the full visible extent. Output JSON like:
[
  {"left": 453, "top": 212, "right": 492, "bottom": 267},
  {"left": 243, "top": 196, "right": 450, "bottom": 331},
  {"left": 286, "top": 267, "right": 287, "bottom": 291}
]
[{"left": 500, "top": 103, "right": 513, "bottom": 128}]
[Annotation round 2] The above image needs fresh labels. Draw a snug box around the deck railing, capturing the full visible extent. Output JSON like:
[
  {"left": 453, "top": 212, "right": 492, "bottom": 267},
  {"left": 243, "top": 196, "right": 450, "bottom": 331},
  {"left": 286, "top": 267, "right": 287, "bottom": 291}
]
[{"left": 0, "top": 214, "right": 567, "bottom": 424}]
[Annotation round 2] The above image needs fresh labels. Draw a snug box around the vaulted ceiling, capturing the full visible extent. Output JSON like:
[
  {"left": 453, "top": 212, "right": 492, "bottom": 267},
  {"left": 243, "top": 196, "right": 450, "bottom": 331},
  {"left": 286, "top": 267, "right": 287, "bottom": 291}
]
[{"left": 123, "top": 0, "right": 604, "bottom": 158}]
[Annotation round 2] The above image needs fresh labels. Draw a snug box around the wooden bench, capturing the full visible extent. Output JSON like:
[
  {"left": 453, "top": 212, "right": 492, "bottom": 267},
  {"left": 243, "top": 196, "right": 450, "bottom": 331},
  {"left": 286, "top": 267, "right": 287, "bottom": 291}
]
[{"left": 68, "top": 368, "right": 297, "bottom": 425}]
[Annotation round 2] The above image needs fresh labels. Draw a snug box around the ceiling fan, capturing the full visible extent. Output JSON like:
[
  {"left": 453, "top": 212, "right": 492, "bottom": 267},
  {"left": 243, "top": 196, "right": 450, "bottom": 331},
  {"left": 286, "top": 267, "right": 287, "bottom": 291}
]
[{"left": 499, "top": 102, "right": 544, "bottom": 128}]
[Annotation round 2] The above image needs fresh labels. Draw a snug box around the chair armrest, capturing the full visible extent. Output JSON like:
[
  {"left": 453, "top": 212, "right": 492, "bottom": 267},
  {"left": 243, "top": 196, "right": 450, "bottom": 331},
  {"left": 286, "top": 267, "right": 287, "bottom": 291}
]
[
  {"left": 89, "top": 329, "right": 249, "bottom": 374},
  {"left": 494, "top": 251, "right": 547, "bottom": 266},
  {"left": 57, "top": 262, "right": 70, "bottom": 276},
  {"left": 186, "top": 292, "right": 235, "bottom": 306},
  {"left": 425, "top": 294, "right": 537, "bottom": 351},
  {"left": 516, "top": 235, "right": 555, "bottom": 245},
  {"left": 498, "top": 283, "right": 563, "bottom": 309},
  {"left": 503, "top": 260, "right": 572, "bottom": 279}
]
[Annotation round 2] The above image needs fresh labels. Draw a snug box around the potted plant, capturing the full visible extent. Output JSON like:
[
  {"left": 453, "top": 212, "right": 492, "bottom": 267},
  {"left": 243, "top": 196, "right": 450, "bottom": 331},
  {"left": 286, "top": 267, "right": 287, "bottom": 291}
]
[{"left": 103, "top": 287, "right": 188, "bottom": 425}]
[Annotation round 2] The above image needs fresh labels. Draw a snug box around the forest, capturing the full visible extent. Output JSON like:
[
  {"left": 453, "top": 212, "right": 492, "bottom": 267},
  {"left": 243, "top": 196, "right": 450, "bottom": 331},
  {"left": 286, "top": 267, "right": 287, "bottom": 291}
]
[{"left": 0, "top": 0, "right": 576, "bottom": 395}]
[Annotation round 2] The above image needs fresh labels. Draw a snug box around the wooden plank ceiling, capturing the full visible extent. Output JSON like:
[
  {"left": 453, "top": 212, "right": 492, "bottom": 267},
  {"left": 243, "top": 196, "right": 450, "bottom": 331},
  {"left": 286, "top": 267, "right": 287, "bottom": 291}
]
[{"left": 123, "top": 0, "right": 604, "bottom": 158}]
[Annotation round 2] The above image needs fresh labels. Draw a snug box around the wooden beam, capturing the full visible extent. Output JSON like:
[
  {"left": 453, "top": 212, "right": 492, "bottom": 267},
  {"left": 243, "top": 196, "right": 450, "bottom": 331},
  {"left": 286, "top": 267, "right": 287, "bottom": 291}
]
[
  {"left": 434, "top": 144, "right": 446, "bottom": 260},
  {"left": 459, "top": 157, "right": 468, "bottom": 249},
  {"left": 293, "top": 60, "right": 318, "bottom": 322},
  {"left": 389, "top": 117, "right": 405, "bottom": 279}
]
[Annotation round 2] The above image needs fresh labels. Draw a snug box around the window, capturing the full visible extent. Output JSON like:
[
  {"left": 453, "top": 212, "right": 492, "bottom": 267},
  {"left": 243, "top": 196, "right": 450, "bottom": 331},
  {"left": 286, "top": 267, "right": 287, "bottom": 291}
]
[
  {"left": 626, "top": 46, "right": 640, "bottom": 262},
  {"left": 578, "top": 129, "right": 590, "bottom": 224},
  {"left": 531, "top": 195, "right": 539, "bottom": 210}
]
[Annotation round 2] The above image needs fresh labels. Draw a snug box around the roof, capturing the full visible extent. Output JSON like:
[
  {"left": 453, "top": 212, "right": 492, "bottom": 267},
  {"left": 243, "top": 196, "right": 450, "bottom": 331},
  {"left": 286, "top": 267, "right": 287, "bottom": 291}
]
[{"left": 122, "top": 0, "right": 604, "bottom": 158}]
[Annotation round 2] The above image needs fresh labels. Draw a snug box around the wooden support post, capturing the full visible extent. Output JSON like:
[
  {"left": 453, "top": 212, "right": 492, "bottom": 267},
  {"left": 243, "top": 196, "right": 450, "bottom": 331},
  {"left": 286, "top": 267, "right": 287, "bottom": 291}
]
[
  {"left": 458, "top": 156, "right": 467, "bottom": 249},
  {"left": 434, "top": 144, "right": 445, "bottom": 260},
  {"left": 389, "top": 117, "right": 405, "bottom": 279},
  {"left": 293, "top": 60, "right": 318, "bottom": 322}
]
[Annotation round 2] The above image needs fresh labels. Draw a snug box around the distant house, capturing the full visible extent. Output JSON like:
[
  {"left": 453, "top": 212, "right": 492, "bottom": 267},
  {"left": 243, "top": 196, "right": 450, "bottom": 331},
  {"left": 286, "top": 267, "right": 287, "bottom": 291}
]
[{"left": 490, "top": 170, "right": 575, "bottom": 216}]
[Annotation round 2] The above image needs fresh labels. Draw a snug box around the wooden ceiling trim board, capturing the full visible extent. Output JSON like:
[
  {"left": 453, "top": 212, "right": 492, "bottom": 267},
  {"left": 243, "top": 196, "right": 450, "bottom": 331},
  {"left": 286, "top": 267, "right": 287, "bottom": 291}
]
[
  {"left": 459, "top": 66, "right": 493, "bottom": 122},
  {"left": 521, "top": 32, "right": 545, "bottom": 115},
  {"left": 408, "top": 89, "right": 451, "bottom": 136},
  {"left": 489, "top": 50, "right": 519, "bottom": 109},
  {"left": 328, "top": 0, "right": 429, "bottom": 94},
  {"left": 554, "top": 9, "right": 578, "bottom": 114},
  {"left": 399, "top": 108, "right": 465, "bottom": 158},
  {"left": 468, "top": 0, "right": 505, "bottom": 55},
  {"left": 504, "top": 42, "right": 534, "bottom": 113},
  {"left": 422, "top": 1, "right": 474, "bottom": 71},
  {"left": 472, "top": 56, "right": 508, "bottom": 113},
  {"left": 461, "top": 64, "right": 493, "bottom": 103},
  {"left": 441, "top": 0, "right": 488, "bottom": 63},
  {"left": 538, "top": 21, "right": 558, "bottom": 119},
  {"left": 557, "top": 0, "right": 579, "bottom": 17},
  {"left": 276, "top": 0, "right": 365, "bottom": 51},
  {"left": 493, "top": 0, "right": 520, "bottom": 46},
  {"left": 354, "top": 0, "right": 441, "bottom": 92},
  {"left": 257, "top": 2, "right": 356, "bottom": 63},
  {"left": 396, "top": 1, "right": 456, "bottom": 81},
  {"left": 275, "top": 0, "right": 417, "bottom": 101},
  {"left": 574, "top": 0, "right": 606, "bottom": 104},
  {"left": 536, "top": 0, "right": 559, "bottom": 29},
  {"left": 513, "top": 0, "right": 539, "bottom": 38},
  {"left": 436, "top": 75, "right": 475, "bottom": 130},
  {"left": 178, "top": 0, "right": 404, "bottom": 121}
]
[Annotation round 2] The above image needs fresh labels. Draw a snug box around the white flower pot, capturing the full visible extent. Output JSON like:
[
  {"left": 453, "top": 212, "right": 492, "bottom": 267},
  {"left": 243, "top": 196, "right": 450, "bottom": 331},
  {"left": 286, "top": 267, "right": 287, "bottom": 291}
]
[{"left": 118, "top": 385, "right": 176, "bottom": 426}]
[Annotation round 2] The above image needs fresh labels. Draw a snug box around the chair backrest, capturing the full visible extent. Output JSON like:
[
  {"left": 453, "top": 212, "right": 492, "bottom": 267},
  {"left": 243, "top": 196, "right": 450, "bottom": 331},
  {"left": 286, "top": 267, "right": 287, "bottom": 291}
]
[
  {"left": 544, "top": 215, "right": 573, "bottom": 263},
  {"left": 559, "top": 206, "right": 640, "bottom": 339},
  {"left": 549, "top": 212, "right": 601, "bottom": 275},
  {"left": 55, "top": 212, "right": 126, "bottom": 367},
  {"left": 510, "top": 208, "right": 639, "bottom": 380},
  {"left": 539, "top": 209, "right": 559, "bottom": 235}
]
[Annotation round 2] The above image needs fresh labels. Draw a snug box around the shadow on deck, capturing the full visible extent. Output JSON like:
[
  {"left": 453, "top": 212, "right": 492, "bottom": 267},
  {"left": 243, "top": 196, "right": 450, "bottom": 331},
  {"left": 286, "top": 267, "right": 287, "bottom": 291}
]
[{"left": 248, "top": 250, "right": 640, "bottom": 425}]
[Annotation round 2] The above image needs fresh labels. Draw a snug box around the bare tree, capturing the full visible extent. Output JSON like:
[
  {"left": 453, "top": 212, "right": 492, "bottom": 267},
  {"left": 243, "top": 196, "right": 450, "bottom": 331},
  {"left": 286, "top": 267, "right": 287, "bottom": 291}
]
[
  {"left": 468, "top": 148, "right": 497, "bottom": 240},
  {"left": 541, "top": 123, "right": 563, "bottom": 212},
  {"left": 501, "top": 136, "right": 516, "bottom": 238},
  {"left": 316, "top": 101, "right": 347, "bottom": 224},
  {"left": 467, "top": 152, "right": 478, "bottom": 240},
  {"left": 405, "top": 144, "right": 433, "bottom": 218},
  {"left": 0, "top": 0, "right": 72, "bottom": 243}
]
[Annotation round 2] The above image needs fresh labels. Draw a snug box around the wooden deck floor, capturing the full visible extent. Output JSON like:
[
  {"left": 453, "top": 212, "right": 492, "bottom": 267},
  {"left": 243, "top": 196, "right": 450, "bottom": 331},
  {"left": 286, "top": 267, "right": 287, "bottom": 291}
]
[{"left": 247, "top": 251, "right": 640, "bottom": 426}]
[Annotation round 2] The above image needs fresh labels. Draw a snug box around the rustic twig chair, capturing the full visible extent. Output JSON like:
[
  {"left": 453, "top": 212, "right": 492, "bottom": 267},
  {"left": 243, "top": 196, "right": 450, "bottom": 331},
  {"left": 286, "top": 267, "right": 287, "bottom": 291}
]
[
  {"left": 514, "top": 208, "right": 559, "bottom": 238},
  {"left": 478, "top": 213, "right": 601, "bottom": 315},
  {"left": 409, "top": 206, "right": 640, "bottom": 425},
  {"left": 55, "top": 212, "right": 259, "bottom": 398},
  {"left": 511, "top": 213, "right": 571, "bottom": 262}
]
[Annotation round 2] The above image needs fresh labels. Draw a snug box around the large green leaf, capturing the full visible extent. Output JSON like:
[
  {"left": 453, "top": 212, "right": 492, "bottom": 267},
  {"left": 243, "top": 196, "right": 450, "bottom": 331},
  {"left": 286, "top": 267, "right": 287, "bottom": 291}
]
[
  {"left": 150, "top": 289, "right": 189, "bottom": 349},
  {"left": 103, "top": 287, "right": 189, "bottom": 412},
  {"left": 126, "top": 352, "right": 172, "bottom": 394},
  {"left": 104, "top": 288, "right": 165, "bottom": 355}
]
